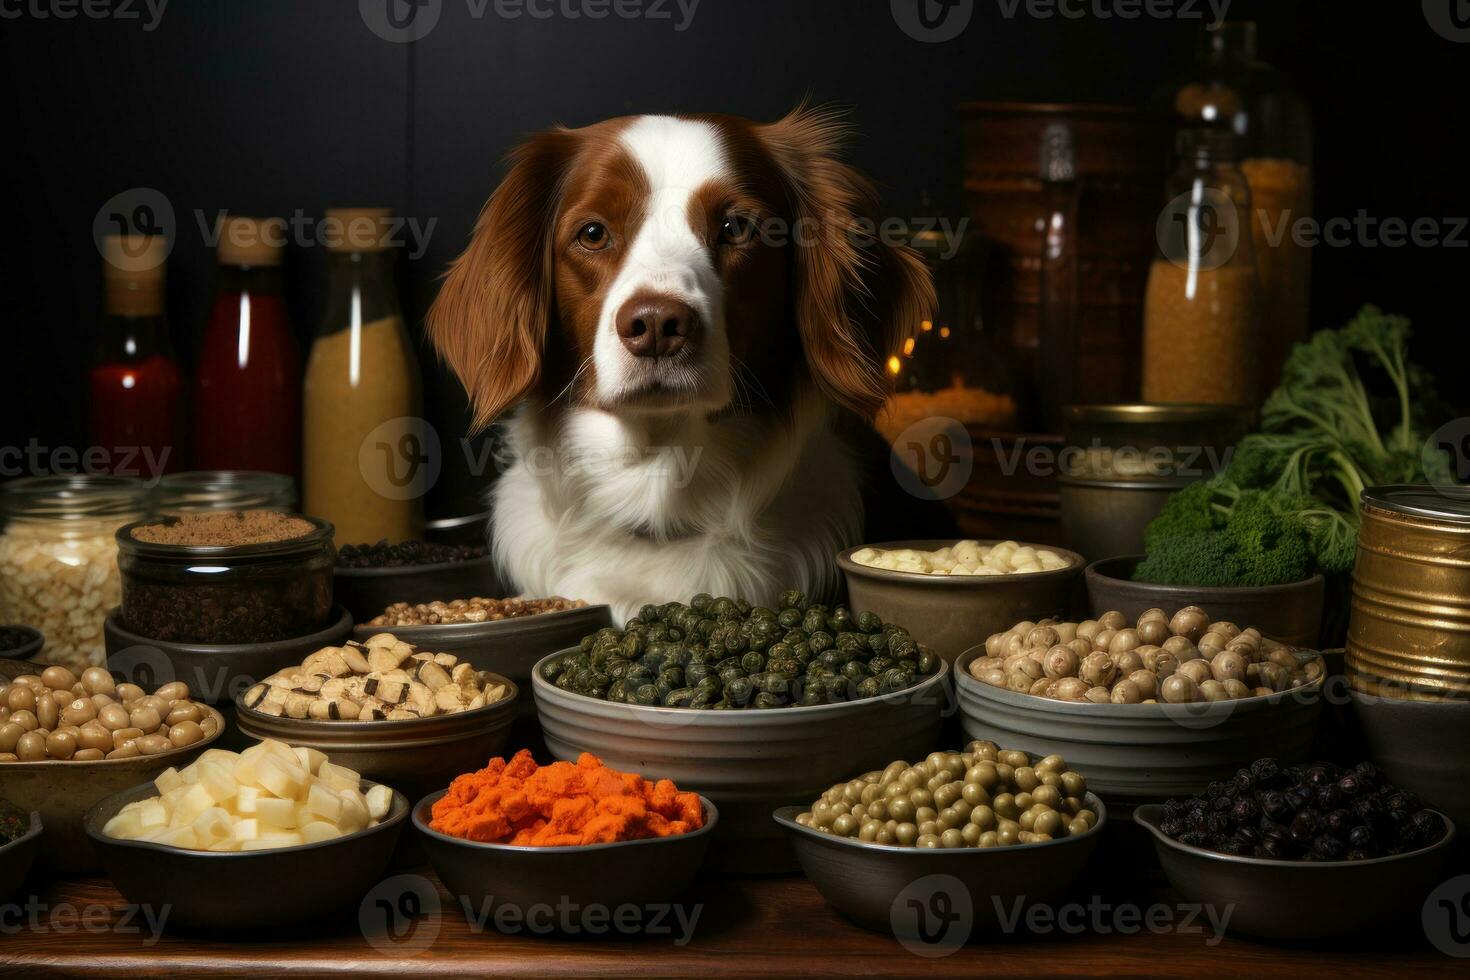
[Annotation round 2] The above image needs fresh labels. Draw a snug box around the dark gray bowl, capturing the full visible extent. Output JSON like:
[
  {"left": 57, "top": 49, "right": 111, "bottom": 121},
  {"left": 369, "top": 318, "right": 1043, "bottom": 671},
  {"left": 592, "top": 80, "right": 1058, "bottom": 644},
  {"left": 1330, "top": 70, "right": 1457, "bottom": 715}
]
[
  {"left": 353, "top": 606, "right": 613, "bottom": 756},
  {"left": 414, "top": 788, "right": 716, "bottom": 928},
  {"left": 0, "top": 625, "right": 44, "bottom": 663},
  {"left": 1349, "top": 689, "right": 1470, "bottom": 835},
  {"left": 334, "top": 556, "right": 505, "bottom": 624},
  {"left": 85, "top": 779, "right": 409, "bottom": 932},
  {"left": 1136, "top": 803, "right": 1456, "bottom": 941},
  {"left": 234, "top": 673, "right": 519, "bottom": 801},
  {"left": 352, "top": 604, "right": 613, "bottom": 692},
  {"left": 0, "top": 811, "right": 42, "bottom": 901},
  {"left": 533, "top": 649, "right": 949, "bottom": 872},
  {"left": 773, "top": 793, "right": 1106, "bottom": 935},
  {"left": 104, "top": 606, "right": 354, "bottom": 706},
  {"left": 1084, "top": 556, "right": 1325, "bottom": 648}
]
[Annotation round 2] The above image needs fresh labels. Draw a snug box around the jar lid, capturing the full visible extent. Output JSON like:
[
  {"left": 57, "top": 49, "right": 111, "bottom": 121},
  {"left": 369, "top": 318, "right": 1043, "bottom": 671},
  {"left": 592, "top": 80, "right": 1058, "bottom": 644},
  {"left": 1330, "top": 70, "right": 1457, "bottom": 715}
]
[
  {"left": 101, "top": 234, "right": 167, "bottom": 279},
  {"left": 217, "top": 216, "right": 285, "bottom": 266},
  {"left": 157, "top": 471, "right": 298, "bottom": 513},
  {"left": 324, "top": 208, "right": 394, "bottom": 252},
  {"left": 1065, "top": 403, "right": 1245, "bottom": 425},
  {"left": 1, "top": 475, "right": 151, "bottom": 520},
  {"left": 1361, "top": 485, "right": 1470, "bottom": 525},
  {"left": 102, "top": 234, "right": 167, "bottom": 316}
]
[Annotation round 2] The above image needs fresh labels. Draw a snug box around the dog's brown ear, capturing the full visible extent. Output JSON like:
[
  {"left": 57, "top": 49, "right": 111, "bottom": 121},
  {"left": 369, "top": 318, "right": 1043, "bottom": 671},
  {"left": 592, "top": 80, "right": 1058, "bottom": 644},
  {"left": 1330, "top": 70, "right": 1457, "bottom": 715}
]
[
  {"left": 427, "top": 129, "right": 578, "bottom": 431},
  {"left": 758, "top": 105, "right": 935, "bottom": 419}
]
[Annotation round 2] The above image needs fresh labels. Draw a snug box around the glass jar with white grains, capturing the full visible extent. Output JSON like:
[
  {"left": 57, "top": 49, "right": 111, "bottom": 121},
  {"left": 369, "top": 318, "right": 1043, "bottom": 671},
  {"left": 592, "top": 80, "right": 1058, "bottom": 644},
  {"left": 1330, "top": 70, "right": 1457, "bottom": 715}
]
[{"left": 0, "top": 475, "right": 150, "bottom": 670}]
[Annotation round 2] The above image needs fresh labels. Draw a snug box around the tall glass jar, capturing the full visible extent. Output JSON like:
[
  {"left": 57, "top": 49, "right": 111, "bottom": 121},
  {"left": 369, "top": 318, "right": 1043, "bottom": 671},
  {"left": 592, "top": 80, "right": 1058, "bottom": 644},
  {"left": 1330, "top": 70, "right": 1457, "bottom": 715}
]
[
  {"left": 1142, "top": 129, "right": 1260, "bottom": 408},
  {"left": 302, "top": 208, "right": 424, "bottom": 547},
  {"left": 194, "top": 216, "right": 301, "bottom": 477},
  {"left": 90, "top": 234, "right": 183, "bottom": 476},
  {"left": 156, "top": 471, "right": 298, "bottom": 514},
  {"left": 878, "top": 225, "right": 1018, "bottom": 445},
  {"left": 0, "top": 475, "right": 150, "bottom": 670},
  {"left": 1163, "top": 21, "right": 1312, "bottom": 391}
]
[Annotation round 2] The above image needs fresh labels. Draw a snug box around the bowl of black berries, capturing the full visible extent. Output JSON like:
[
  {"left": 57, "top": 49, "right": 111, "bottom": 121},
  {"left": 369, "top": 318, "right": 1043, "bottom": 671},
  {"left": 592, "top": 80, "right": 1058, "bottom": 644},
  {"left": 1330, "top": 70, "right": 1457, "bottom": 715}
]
[
  {"left": 333, "top": 539, "right": 505, "bottom": 623},
  {"left": 532, "top": 591, "right": 950, "bottom": 872},
  {"left": 1136, "top": 759, "right": 1456, "bottom": 941}
]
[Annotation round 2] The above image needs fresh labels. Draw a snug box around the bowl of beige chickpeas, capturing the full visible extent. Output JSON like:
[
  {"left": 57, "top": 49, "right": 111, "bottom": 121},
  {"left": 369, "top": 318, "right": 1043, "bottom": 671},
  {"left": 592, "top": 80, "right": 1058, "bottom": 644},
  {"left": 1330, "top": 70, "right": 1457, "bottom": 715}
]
[
  {"left": 837, "top": 540, "right": 1085, "bottom": 664},
  {"left": 954, "top": 606, "right": 1327, "bottom": 801}
]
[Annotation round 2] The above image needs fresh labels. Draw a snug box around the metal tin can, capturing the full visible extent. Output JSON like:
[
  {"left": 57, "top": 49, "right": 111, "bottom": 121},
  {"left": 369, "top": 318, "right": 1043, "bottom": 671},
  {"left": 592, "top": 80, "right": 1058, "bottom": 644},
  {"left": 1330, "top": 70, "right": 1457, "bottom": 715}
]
[
  {"left": 1058, "top": 474, "right": 1194, "bottom": 563},
  {"left": 1346, "top": 485, "right": 1470, "bottom": 699}
]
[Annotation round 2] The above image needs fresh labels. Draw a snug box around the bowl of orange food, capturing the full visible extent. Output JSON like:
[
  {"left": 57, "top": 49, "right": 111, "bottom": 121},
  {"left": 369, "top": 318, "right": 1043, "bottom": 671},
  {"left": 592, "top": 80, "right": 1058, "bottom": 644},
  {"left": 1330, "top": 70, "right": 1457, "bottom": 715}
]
[{"left": 412, "top": 750, "right": 716, "bottom": 930}]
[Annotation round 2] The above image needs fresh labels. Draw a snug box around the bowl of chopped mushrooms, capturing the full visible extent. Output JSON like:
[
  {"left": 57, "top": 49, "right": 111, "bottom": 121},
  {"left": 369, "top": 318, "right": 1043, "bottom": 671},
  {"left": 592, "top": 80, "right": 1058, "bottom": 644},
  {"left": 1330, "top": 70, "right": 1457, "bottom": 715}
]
[{"left": 234, "top": 633, "right": 518, "bottom": 799}]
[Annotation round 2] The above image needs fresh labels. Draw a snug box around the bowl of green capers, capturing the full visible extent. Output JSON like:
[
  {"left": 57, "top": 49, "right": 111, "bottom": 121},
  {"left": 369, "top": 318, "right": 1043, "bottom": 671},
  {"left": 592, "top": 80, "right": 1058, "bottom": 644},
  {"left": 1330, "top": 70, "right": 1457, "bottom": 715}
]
[
  {"left": 531, "top": 591, "right": 951, "bottom": 872},
  {"left": 772, "top": 743, "right": 1105, "bottom": 936}
]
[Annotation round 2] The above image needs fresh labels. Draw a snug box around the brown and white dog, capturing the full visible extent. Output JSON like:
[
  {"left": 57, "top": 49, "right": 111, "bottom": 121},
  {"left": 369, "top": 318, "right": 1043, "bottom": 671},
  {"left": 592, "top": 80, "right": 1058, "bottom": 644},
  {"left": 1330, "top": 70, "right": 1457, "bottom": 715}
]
[{"left": 427, "top": 107, "right": 936, "bottom": 620}]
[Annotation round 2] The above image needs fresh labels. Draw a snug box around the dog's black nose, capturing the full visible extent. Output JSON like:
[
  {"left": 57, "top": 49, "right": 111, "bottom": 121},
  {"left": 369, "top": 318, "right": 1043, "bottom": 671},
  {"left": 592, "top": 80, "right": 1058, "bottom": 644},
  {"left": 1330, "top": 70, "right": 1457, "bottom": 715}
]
[{"left": 616, "top": 296, "right": 696, "bottom": 358}]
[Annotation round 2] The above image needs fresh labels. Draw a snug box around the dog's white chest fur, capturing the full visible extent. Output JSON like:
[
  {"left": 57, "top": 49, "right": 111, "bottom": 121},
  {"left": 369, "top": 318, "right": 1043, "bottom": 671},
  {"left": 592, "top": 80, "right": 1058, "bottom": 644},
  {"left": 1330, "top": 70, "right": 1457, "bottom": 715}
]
[{"left": 490, "top": 394, "right": 862, "bottom": 621}]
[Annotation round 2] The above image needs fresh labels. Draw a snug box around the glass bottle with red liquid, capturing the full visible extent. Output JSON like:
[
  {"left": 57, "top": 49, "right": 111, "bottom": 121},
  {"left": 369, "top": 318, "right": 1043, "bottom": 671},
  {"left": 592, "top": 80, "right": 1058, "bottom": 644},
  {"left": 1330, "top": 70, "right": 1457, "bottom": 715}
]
[
  {"left": 89, "top": 234, "right": 183, "bottom": 477},
  {"left": 193, "top": 216, "right": 300, "bottom": 477}
]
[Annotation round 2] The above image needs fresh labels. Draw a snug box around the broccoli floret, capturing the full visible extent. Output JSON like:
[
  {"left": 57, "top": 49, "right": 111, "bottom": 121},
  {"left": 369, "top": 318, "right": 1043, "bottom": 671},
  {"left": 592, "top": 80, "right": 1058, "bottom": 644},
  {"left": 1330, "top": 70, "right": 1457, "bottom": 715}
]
[
  {"left": 1133, "top": 529, "right": 1245, "bottom": 587},
  {"left": 1141, "top": 481, "right": 1222, "bottom": 554},
  {"left": 1135, "top": 484, "right": 1316, "bottom": 588},
  {"left": 1221, "top": 491, "right": 1315, "bottom": 586}
]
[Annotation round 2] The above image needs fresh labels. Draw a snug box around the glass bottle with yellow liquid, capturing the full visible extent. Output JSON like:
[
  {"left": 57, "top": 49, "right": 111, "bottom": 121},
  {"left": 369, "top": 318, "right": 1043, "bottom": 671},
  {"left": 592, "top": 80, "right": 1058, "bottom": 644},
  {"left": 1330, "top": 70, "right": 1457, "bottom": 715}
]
[{"left": 302, "top": 208, "right": 425, "bottom": 546}]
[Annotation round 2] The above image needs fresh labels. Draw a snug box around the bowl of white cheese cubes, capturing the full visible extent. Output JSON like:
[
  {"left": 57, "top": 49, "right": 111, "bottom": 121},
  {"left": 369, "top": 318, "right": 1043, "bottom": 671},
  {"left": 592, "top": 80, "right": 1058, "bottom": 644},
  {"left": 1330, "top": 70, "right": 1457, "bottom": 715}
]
[
  {"left": 85, "top": 738, "right": 408, "bottom": 932},
  {"left": 838, "top": 540, "right": 1084, "bottom": 664}
]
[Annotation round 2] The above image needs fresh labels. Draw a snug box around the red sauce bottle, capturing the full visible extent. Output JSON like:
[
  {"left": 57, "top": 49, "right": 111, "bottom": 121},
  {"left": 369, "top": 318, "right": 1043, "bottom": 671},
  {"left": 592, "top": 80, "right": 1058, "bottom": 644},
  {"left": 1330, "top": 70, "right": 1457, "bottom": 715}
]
[
  {"left": 89, "top": 235, "right": 183, "bottom": 478},
  {"left": 193, "top": 216, "right": 300, "bottom": 476}
]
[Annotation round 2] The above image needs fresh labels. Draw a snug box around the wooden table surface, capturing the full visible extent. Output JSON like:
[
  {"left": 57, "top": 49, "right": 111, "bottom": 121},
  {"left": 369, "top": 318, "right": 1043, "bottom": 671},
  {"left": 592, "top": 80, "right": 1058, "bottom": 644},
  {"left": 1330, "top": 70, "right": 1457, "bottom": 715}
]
[{"left": 0, "top": 869, "right": 1457, "bottom": 978}]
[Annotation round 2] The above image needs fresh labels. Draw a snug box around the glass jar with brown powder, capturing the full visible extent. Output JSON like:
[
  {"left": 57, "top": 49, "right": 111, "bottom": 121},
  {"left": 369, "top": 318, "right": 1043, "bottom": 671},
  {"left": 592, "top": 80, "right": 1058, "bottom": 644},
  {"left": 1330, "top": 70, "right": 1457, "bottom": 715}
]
[
  {"left": 116, "top": 510, "right": 335, "bottom": 644},
  {"left": 1142, "top": 129, "right": 1260, "bottom": 408},
  {"left": 302, "top": 209, "right": 425, "bottom": 548},
  {"left": 1161, "top": 21, "right": 1312, "bottom": 392}
]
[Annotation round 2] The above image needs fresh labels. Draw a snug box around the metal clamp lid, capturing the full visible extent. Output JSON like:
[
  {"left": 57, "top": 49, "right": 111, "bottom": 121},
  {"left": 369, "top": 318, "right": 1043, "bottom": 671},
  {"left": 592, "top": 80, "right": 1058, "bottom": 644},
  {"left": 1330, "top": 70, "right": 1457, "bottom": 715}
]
[{"left": 1361, "top": 484, "right": 1470, "bottom": 524}]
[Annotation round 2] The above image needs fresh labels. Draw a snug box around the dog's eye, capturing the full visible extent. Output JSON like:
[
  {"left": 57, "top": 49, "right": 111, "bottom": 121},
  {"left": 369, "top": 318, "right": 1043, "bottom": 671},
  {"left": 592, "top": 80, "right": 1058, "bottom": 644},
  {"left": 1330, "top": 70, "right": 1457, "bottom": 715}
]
[
  {"left": 576, "top": 222, "right": 611, "bottom": 251},
  {"left": 718, "top": 213, "right": 756, "bottom": 246}
]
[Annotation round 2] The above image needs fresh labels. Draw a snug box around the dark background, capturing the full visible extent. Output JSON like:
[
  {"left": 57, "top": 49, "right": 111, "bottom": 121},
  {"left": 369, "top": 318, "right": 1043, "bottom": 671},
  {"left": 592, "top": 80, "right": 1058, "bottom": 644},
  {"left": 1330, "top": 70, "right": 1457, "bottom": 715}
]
[{"left": 3, "top": 0, "right": 1466, "bottom": 516}]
